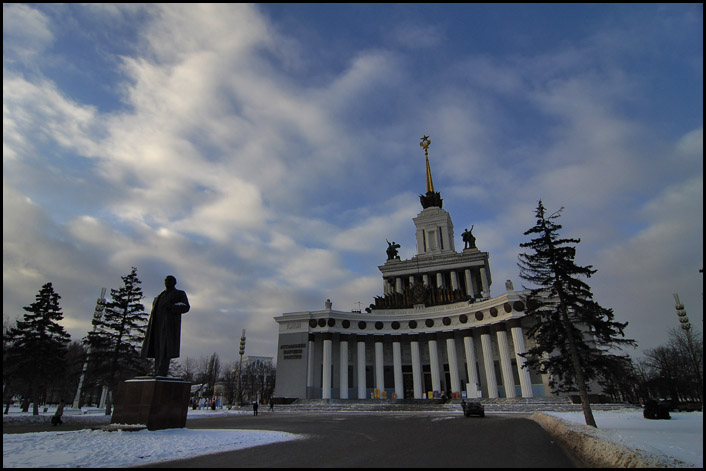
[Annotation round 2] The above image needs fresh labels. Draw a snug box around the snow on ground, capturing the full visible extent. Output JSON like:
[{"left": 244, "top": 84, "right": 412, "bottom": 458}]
[
  {"left": 544, "top": 410, "right": 703, "bottom": 468},
  {"left": 3, "top": 428, "right": 304, "bottom": 468},
  {"left": 3, "top": 407, "right": 304, "bottom": 468},
  {"left": 3, "top": 406, "right": 703, "bottom": 468}
]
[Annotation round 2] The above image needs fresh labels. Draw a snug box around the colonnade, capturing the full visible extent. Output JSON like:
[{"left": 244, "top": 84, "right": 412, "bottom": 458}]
[
  {"left": 383, "top": 267, "right": 490, "bottom": 298},
  {"left": 308, "top": 319, "right": 534, "bottom": 400}
]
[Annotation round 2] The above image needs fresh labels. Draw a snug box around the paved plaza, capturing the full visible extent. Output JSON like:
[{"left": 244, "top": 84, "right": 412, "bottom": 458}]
[{"left": 140, "top": 411, "right": 578, "bottom": 468}]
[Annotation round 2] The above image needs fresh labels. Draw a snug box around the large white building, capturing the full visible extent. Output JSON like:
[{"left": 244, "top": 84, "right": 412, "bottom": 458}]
[{"left": 273, "top": 138, "right": 551, "bottom": 401}]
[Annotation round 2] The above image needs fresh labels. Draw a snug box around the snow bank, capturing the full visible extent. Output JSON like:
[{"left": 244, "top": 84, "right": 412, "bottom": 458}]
[{"left": 531, "top": 410, "right": 702, "bottom": 468}]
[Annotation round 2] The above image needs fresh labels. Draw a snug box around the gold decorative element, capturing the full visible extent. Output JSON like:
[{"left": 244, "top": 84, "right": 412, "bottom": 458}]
[{"left": 420, "top": 135, "right": 434, "bottom": 193}]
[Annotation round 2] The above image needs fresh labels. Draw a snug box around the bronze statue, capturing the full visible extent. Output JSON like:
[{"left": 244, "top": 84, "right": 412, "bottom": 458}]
[
  {"left": 141, "top": 275, "right": 190, "bottom": 377},
  {"left": 462, "top": 226, "right": 476, "bottom": 249},
  {"left": 386, "top": 240, "right": 401, "bottom": 260}
]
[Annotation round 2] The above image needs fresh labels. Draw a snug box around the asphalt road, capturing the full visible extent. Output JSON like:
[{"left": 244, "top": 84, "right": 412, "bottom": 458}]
[{"left": 139, "top": 412, "right": 579, "bottom": 468}]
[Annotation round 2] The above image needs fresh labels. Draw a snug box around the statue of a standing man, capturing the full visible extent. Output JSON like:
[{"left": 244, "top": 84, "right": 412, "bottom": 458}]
[{"left": 141, "top": 275, "right": 190, "bottom": 377}]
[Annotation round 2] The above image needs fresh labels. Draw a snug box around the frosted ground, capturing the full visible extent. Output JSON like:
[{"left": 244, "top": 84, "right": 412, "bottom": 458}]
[
  {"left": 543, "top": 410, "right": 702, "bottom": 468},
  {"left": 3, "top": 406, "right": 702, "bottom": 468}
]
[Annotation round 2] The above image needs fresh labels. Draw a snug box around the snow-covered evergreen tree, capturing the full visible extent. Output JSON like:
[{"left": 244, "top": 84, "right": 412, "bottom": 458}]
[
  {"left": 5, "top": 283, "right": 71, "bottom": 415},
  {"left": 518, "top": 201, "right": 635, "bottom": 427},
  {"left": 85, "top": 267, "right": 150, "bottom": 409}
]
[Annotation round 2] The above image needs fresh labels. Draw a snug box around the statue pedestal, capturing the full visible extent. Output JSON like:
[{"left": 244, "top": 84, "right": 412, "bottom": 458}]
[{"left": 111, "top": 377, "right": 190, "bottom": 431}]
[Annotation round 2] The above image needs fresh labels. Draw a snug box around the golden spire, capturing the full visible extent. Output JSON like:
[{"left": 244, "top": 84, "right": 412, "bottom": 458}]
[{"left": 420, "top": 135, "right": 434, "bottom": 193}]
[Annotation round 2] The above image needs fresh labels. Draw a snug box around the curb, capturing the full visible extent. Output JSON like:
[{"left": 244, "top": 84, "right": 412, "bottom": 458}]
[{"left": 529, "top": 412, "right": 691, "bottom": 468}]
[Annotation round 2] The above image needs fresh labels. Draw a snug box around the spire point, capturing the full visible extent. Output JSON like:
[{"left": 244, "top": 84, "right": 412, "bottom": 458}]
[{"left": 419, "top": 135, "right": 442, "bottom": 209}]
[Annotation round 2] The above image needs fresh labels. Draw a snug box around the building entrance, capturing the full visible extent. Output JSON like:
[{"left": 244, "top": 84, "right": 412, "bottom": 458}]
[{"left": 402, "top": 368, "right": 414, "bottom": 399}]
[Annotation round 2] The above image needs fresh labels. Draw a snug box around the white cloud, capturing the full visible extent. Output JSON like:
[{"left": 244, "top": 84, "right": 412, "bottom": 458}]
[
  {"left": 591, "top": 174, "right": 703, "bottom": 351},
  {"left": 330, "top": 195, "right": 419, "bottom": 253},
  {"left": 3, "top": 77, "right": 101, "bottom": 160},
  {"left": 388, "top": 22, "right": 445, "bottom": 50},
  {"left": 3, "top": 4, "right": 702, "bottom": 363},
  {"left": 676, "top": 127, "right": 703, "bottom": 158},
  {"left": 3, "top": 4, "right": 54, "bottom": 64}
]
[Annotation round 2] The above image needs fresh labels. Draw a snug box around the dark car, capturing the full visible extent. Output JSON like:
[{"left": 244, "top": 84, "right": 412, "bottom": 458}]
[
  {"left": 462, "top": 400, "right": 485, "bottom": 418},
  {"left": 643, "top": 399, "right": 670, "bottom": 420}
]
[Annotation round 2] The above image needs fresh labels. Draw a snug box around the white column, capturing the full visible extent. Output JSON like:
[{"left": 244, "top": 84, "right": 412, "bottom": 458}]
[
  {"left": 357, "top": 338, "right": 366, "bottom": 399},
  {"left": 480, "top": 328, "right": 498, "bottom": 398},
  {"left": 463, "top": 332, "right": 480, "bottom": 398},
  {"left": 495, "top": 327, "right": 516, "bottom": 398},
  {"left": 307, "top": 334, "right": 315, "bottom": 398},
  {"left": 436, "top": 272, "right": 444, "bottom": 289},
  {"left": 410, "top": 337, "right": 423, "bottom": 399},
  {"left": 446, "top": 336, "right": 461, "bottom": 395},
  {"left": 450, "top": 271, "right": 459, "bottom": 291},
  {"left": 339, "top": 337, "right": 348, "bottom": 399},
  {"left": 322, "top": 336, "right": 332, "bottom": 400},
  {"left": 428, "top": 336, "right": 441, "bottom": 393},
  {"left": 465, "top": 269, "right": 476, "bottom": 298},
  {"left": 396, "top": 278, "right": 403, "bottom": 294},
  {"left": 375, "top": 338, "right": 385, "bottom": 395},
  {"left": 393, "top": 340, "right": 404, "bottom": 400},
  {"left": 99, "top": 386, "right": 109, "bottom": 408},
  {"left": 423, "top": 274, "right": 430, "bottom": 287},
  {"left": 510, "top": 322, "right": 534, "bottom": 398},
  {"left": 480, "top": 268, "right": 490, "bottom": 297}
]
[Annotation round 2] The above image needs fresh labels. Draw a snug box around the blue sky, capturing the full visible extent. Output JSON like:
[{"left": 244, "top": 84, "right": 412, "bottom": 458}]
[{"left": 3, "top": 4, "right": 702, "bottom": 366}]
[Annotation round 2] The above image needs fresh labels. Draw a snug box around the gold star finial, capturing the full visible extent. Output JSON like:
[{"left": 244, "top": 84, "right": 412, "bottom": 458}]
[{"left": 420, "top": 135, "right": 434, "bottom": 193}]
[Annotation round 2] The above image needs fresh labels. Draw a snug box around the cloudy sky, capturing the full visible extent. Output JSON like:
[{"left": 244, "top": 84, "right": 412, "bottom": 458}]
[{"left": 4, "top": 4, "right": 703, "bottom": 366}]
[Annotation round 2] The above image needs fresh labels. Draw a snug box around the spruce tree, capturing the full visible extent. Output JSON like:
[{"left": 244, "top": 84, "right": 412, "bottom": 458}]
[
  {"left": 85, "top": 267, "right": 150, "bottom": 411},
  {"left": 518, "top": 201, "right": 635, "bottom": 427},
  {"left": 5, "top": 283, "right": 71, "bottom": 415}
]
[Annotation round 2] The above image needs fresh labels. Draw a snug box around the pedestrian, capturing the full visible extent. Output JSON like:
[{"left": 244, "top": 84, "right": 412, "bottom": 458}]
[
  {"left": 253, "top": 401, "right": 259, "bottom": 416},
  {"left": 269, "top": 398, "right": 274, "bottom": 412},
  {"left": 51, "top": 400, "right": 65, "bottom": 426}
]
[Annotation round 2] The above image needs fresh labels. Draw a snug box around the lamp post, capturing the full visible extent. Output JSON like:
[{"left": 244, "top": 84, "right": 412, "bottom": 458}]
[
  {"left": 673, "top": 293, "right": 703, "bottom": 402},
  {"left": 238, "top": 329, "right": 246, "bottom": 405},
  {"left": 72, "top": 288, "right": 107, "bottom": 409},
  {"left": 673, "top": 293, "right": 691, "bottom": 331}
]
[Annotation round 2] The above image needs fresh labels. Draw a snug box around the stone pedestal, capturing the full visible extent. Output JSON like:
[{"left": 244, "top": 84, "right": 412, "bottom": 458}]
[{"left": 111, "top": 377, "right": 190, "bottom": 431}]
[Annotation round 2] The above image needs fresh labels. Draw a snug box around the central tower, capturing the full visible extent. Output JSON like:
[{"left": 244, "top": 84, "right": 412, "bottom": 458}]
[
  {"left": 414, "top": 136, "right": 455, "bottom": 255},
  {"left": 376, "top": 135, "right": 491, "bottom": 309}
]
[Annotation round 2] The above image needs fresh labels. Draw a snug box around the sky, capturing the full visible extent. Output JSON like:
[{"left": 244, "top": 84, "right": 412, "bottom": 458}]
[{"left": 3, "top": 4, "right": 703, "bottom": 366}]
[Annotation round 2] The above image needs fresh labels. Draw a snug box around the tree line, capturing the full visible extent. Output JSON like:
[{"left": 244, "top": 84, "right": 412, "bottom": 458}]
[
  {"left": 599, "top": 327, "right": 703, "bottom": 406},
  {"left": 3, "top": 267, "right": 274, "bottom": 415},
  {"left": 175, "top": 353, "right": 276, "bottom": 406}
]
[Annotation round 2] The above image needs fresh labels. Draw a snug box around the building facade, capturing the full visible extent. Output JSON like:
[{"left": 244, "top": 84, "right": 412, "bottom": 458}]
[{"left": 273, "top": 138, "right": 551, "bottom": 400}]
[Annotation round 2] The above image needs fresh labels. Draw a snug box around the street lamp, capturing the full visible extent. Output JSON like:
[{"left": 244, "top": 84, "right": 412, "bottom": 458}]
[
  {"left": 673, "top": 293, "right": 703, "bottom": 402},
  {"left": 673, "top": 293, "right": 691, "bottom": 331},
  {"left": 238, "top": 329, "right": 246, "bottom": 405},
  {"left": 72, "top": 288, "right": 107, "bottom": 409}
]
